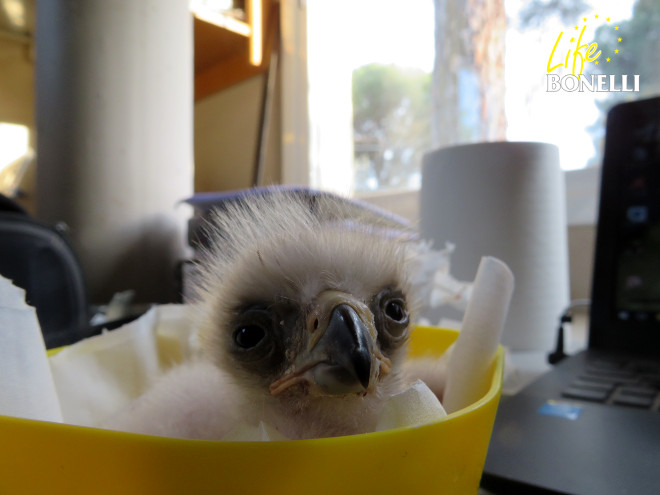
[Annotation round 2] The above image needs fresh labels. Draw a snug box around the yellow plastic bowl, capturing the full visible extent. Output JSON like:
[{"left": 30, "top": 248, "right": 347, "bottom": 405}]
[{"left": 0, "top": 327, "right": 503, "bottom": 495}]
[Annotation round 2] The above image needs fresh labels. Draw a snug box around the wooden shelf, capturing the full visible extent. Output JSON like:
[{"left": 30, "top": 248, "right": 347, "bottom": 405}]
[{"left": 193, "top": 0, "right": 276, "bottom": 101}]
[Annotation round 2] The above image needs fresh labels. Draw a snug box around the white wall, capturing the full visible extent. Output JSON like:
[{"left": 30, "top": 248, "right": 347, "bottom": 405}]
[{"left": 194, "top": 73, "right": 281, "bottom": 192}]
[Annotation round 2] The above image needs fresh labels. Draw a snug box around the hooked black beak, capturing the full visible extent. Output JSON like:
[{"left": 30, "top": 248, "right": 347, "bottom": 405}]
[
  {"left": 269, "top": 290, "right": 392, "bottom": 397},
  {"left": 313, "top": 303, "right": 373, "bottom": 393}
]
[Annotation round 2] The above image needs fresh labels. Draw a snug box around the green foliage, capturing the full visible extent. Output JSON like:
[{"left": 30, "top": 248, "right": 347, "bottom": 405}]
[
  {"left": 521, "top": 0, "right": 659, "bottom": 167},
  {"left": 352, "top": 64, "right": 431, "bottom": 135},
  {"left": 590, "top": 0, "right": 660, "bottom": 86},
  {"left": 351, "top": 64, "right": 431, "bottom": 191}
]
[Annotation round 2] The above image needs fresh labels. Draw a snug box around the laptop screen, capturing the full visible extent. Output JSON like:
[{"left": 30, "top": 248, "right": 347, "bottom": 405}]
[
  {"left": 590, "top": 96, "right": 660, "bottom": 356},
  {"left": 614, "top": 120, "right": 660, "bottom": 318}
]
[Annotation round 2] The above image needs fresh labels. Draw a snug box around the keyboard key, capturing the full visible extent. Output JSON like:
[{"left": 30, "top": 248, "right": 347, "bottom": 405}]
[
  {"left": 570, "top": 379, "right": 614, "bottom": 393},
  {"left": 618, "top": 385, "right": 657, "bottom": 397},
  {"left": 579, "top": 372, "right": 638, "bottom": 386},
  {"left": 584, "top": 368, "right": 636, "bottom": 380},
  {"left": 612, "top": 393, "right": 655, "bottom": 408},
  {"left": 562, "top": 386, "right": 611, "bottom": 402}
]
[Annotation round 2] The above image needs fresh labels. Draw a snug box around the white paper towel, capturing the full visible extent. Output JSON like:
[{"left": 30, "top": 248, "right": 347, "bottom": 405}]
[
  {"left": 443, "top": 257, "right": 514, "bottom": 413},
  {"left": 421, "top": 142, "right": 570, "bottom": 352},
  {"left": 375, "top": 379, "right": 447, "bottom": 431},
  {"left": 0, "top": 276, "right": 63, "bottom": 422},
  {"left": 49, "top": 304, "right": 194, "bottom": 427}
]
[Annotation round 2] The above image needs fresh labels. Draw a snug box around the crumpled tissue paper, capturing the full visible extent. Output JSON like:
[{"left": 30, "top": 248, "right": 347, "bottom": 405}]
[
  {"left": 49, "top": 303, "right": 195, "bottom": 427},
  {"left": 408, "top": 241, "right": 473, "bottom": 313},
  {"left": 0, "top": 277, "right": 62, "bottom": 422}
]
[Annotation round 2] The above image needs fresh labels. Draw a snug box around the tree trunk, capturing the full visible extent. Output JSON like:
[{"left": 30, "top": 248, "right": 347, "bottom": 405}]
[{"left": 432, "top": 0, "right": 507, "bottom": 148}]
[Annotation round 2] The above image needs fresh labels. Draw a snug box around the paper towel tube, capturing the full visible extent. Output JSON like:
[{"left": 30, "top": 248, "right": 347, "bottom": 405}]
[{"left": 420, "top": 142, "right": 569, "bottom": 352}]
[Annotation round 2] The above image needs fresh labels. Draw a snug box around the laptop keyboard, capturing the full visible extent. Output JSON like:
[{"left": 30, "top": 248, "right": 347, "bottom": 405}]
[{"left": 561, "top": 357, "right": 660, "bottom": 411}]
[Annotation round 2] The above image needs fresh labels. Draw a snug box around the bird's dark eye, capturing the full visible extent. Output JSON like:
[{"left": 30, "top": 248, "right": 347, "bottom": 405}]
[
  {"left": 381, "top": 296, "right": 409, "bottom": 335},
  {"left": 372, "top": 290, "right": 409, "bottom": 349},
  {"left": 234, "top": 325, "right": 266, "bottom": 349},
  {"left": 229, "top": 307, "right": 284, "bottom": 374},
  {"left": 385, "top": 300, "right": 406, "bottom": 322}
]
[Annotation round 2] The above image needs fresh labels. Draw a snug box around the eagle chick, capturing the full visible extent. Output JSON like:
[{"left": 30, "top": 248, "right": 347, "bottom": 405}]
[{"left": 106, "top": 192, "right": 422, "bottom": 440}]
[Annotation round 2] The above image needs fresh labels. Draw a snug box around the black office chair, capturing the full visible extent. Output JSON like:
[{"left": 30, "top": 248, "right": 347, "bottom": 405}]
[{"left": 0, "top": 194, "right": 89, "bottom": 348}]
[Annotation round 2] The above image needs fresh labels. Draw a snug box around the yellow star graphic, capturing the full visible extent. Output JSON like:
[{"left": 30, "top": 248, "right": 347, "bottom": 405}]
[
  {"left": 595, "top": 61, "right": 599, "bottom": 65},
  {"left": 583, "top": 17, "right": 587, "bottom": 21},
  {"left": 575, "top": 26, "right": 579, "bottom": 30},
  {"left": 615, "top": 49, "right": 619, "bottom": 54},
  {"left": 606, "top": 17, "right": 611, "bottom": 22},
  {"left": 618, "top": 37, "right": 622, "bottom": 42},
  {"left": 606, "top": 57, "right": 611, "bottom": 62},
  {"left": 595, "top": 14, "right": 599, "bottom": 19},
  {"left": 615, "top": 26, "right": 619, "bottom": 30}
]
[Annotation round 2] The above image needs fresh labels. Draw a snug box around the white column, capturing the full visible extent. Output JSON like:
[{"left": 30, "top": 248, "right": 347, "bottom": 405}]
[
  {"left": 280, "top": 0, "right": 310, "bottom": 187},
  {"left": 35, "top": 0, "right": 194, "bottom": 304}
]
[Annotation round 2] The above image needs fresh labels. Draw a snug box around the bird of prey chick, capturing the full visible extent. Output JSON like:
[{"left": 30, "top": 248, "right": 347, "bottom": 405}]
[{"left": 106, "top": 191, "right": 429, "bottom": 440}]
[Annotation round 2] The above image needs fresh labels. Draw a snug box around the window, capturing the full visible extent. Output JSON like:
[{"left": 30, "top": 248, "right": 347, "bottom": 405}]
[
  {"left": 298, "top": 0, "right": 658, "bottom": 197},
  {"left": 306, "top": 0, "right": 433, "bottom": 195}
]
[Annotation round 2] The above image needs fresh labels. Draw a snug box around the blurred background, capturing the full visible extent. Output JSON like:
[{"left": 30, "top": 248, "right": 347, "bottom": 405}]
[{"left": 0, "top": 0, "right": 658, "bottom": 309}]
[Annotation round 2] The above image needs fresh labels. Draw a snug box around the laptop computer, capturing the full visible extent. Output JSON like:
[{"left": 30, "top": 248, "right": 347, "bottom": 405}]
[{"left": 481, "top": 96, "right": 660, "bottom": 495}]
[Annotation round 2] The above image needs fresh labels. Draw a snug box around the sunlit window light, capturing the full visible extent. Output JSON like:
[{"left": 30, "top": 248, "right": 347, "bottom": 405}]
[{"left": 0, "top": 122, "right": 30, "bottom": 197}]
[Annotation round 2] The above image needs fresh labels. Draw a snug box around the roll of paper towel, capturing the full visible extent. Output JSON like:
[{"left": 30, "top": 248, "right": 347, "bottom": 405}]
[{"left": 420, "top": 142, "right": 569, "bottom": 352}]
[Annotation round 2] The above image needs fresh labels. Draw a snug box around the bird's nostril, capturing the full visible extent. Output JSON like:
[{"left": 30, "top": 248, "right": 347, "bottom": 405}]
[{"left": 333, "top": 305, "right": 362, "bottom": 344}]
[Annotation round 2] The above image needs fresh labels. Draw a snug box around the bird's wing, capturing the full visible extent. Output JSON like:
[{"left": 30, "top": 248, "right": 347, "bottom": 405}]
[{"left": 101, "top": 361, "right": 242, "bottom": 440}]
